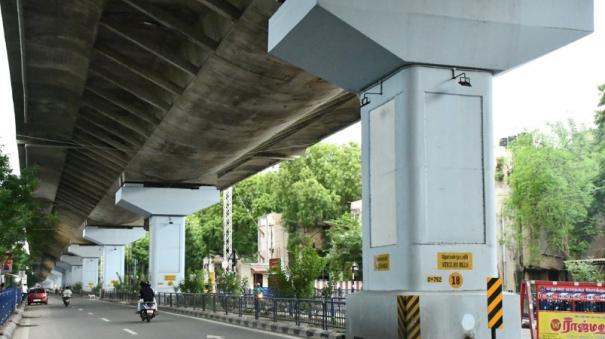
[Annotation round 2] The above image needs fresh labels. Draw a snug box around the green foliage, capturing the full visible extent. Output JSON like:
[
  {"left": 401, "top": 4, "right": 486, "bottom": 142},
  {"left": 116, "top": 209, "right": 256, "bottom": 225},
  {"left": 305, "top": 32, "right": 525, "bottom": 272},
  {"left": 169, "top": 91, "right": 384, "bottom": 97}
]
[
  {"left": 112, "top": 272, "right": 143, "bottom": 293},
  {"left": 593, "top": 84, "right": 605, "bottom": 144},
  {"left": 272, "top": 241, "right": 325, "bottom": 298},
  {"left": 281, "top": 175, "right": 338, "bottom": 229},
  {"left": 0, "top": 150, "right": 42, "bottom": 257},
  {"left": 0, "top": 148, "right": 58, "bottom": 272},
  {"left": 187, "top": 203, "right": 223, "bottom": 258},
  {"left": 505, "top": 123, "right": 598, "bottom": 262},
  {"left": 91, "top": 283, "right": 102, "bottom": 296},
  {"left": 565, "top": 261, "right": 604, "bottom": 282},
  {"left": 125, "top": 234, "right": 149, "bottom": 281},
  {"left": 185, "top": 221, "right": 208, "bottom": 271},
  {"left": 185, "top": 173, "right": 278, "bottom": 263},
  {"left": 495, "top": 157, "right": 507, "bottom": 182},
  {"left": 215, "top": 270, "right": 243, "bottom": 295},
  {"left": 72, "top": 282, "right": 83, "bottom": 293},
  {"left": 275, "top": 144, "right": 361, "bottom": 230},
  {"left": 589, "top": 85, "right": 605, "bottom": 235},
  {"left": 176, "top": 269, "right": 206, "bottom": 293},
  {"left": 320, "top": 279, "right": 335, "bottom": 299},
  {"left": 326, "top": 212, "right": 362, "bottom": 281}
]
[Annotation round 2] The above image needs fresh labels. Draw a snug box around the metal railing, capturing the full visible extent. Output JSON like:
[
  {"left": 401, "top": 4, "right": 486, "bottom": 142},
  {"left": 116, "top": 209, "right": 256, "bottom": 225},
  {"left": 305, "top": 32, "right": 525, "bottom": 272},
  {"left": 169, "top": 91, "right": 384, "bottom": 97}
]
[
  {"left": 0, "top": 288, "right": 21, "bottom": 327},
  {"left": 103, "top": 291, "right": 346, "bottom": 330},
  {"left": 241, "top": 287, "right": 361, "bottom": 299}
]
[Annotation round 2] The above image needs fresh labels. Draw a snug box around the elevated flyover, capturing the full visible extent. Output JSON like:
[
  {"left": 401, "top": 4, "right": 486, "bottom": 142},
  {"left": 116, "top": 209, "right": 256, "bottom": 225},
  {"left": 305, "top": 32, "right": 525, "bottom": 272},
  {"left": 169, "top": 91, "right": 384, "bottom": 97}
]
[{"left": 0, "top": 0, "right": 359, "bottom": 275}]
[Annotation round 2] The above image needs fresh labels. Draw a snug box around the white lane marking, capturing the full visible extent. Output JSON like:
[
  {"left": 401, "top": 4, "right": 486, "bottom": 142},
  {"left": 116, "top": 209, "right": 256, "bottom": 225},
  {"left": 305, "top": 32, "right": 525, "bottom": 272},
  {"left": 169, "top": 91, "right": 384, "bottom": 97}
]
[
  {"left": 207, "top": 336, "right": 225, "bottom": 339},
  {"left": 19, "top": 318, "right": 31, "bottom": 339},
  {"left": 160, "top": 310, "right": 299, "bottom": 339},
  {"left": 78, "top": 308, "right": 83, "bottom": 311},
  {"left": 101, "top": 317, "right": 110, "bottom": 322},
  {"left": 123, "top": 329, "right": 138, "bottom": 336},
  {"left": 88, "top": 312, "right": 94, "bottom": 315}
]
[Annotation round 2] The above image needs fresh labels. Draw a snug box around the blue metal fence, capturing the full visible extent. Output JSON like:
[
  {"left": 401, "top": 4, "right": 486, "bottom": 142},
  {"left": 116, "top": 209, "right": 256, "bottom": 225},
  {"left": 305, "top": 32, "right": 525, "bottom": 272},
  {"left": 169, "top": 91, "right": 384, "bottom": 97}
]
[{"left": 0, "top": 288, "right": 20, "bottom": 327}]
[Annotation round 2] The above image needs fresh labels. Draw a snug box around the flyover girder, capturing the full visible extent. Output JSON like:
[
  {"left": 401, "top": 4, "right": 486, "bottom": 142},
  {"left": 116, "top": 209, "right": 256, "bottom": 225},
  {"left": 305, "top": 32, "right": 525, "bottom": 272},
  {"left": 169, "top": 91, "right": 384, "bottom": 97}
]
[
  {"left": 88, "top": 68, "right": 172, "bottom": 112},
  {"left": 195, "top": 0, "right": 242, "bottom": 21},
  {"left": 93, "top": 43, "right": 183, "bottom": 96},
  {"left": 60, "top": 170, "right": 111, "bottom": 194},
  {"left": 121, "top": 0, "right": 219, "bottom": 51},
  {"left": 71, "top": 133, "right": 130, "bottom": 168},
  {"left": 99, "top": 19, "right": 199, "bottom": 76},
  {"left": 81, "top": 90, "right": 153, "bottom": 139},
  {"left": 62, "top": 155, "right": 117, "bottom": 182},
  {"left": 58, "top": 174, "right": 109, "bottom": 202},
  {"left": 79, "top": 107, "right": 146, "bottom": 148},
  {"left": 75, "top": 121, "right": 137, "bottom": 154},
  {"left": 85, "top": 84, "right": 162, "bottom": 126}
]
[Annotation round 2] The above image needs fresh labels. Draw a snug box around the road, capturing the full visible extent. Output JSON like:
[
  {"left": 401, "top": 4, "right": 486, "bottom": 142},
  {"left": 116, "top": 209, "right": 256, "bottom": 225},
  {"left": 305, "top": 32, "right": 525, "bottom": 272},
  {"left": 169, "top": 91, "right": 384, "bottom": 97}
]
[{"left": 14, "top": 295, "right": 298, "bottom": 339}]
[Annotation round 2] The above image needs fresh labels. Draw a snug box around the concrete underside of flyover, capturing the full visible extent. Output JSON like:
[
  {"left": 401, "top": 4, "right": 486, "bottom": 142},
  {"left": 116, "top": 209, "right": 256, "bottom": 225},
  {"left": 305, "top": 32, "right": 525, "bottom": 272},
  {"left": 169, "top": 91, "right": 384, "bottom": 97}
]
[{"left": 0, "top": 0, "right": 359, "bottom": 275}]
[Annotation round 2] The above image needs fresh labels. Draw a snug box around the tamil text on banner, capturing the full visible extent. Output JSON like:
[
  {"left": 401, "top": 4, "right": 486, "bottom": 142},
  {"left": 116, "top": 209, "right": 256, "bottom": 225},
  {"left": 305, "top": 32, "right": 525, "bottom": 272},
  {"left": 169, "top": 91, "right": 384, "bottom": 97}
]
[{"left": 539, "top": 311, "right": 605, "bottom": 338}]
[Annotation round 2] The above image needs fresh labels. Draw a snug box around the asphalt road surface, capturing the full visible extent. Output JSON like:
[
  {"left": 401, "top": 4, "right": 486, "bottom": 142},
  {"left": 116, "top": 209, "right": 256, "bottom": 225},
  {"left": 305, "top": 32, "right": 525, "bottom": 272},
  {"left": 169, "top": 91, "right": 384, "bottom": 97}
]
[{"left": 13, "top": 295, "right": 298, "bottom": 339}]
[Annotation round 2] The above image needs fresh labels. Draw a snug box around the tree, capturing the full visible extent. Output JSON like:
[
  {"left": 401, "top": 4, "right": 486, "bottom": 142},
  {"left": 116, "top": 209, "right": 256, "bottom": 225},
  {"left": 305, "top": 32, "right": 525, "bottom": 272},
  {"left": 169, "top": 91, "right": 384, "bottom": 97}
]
[
  {"left": 326, "top": 212, "right": 362, "bottom": 281},
  {"left": 0, "top": 150, "right": 35, "bottom": 254},
  {"left": 589, "top": 84, "right": 605, "bottom": 233},
  {"left": 505, "top": 123, "right": 598, "bottom": 263},
  {"left": 125, "top": 234, "right": 149, "bottom": 281},
  {"left": 272, "top": 241, "right": 325, "bottom": 298},
  {"left": 185, "top": 222, "right": 207, "bottom": 271},
  {"left": 0, "top": 148, "right": 56, "bottom": 269},
  {"left": 215, "top": 270, "right": 243, "bottom": 295},
  {"left": 280, "top": 174, "right": 338, "bottom": 229},
  {"left": 176, "top": 268, "right": 206, "bottom": 293},
  {"left": 185, "top": 171, "right": 279, "bottom": 269},
  {"left": 274, "top": 144, "right": 361, "bottom": 230},
  {"left": 565, "top": 261, "right": 604, "bottom": 282}
]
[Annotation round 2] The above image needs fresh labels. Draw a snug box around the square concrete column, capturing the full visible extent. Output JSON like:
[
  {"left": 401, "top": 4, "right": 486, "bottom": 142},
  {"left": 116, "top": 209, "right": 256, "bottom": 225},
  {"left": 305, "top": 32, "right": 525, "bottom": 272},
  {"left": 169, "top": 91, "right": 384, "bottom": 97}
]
[
  {"left": 48, "top": 270, "right": 63, "bottom": 290},
  {"left": 61, "top": 255, "right": 83, "bottom": 287},
  {"left": 55, "top": 261, "right": 71, "bottom": 287},
  {"left": 68, "top": 245, "right": 102, "bottom": 292},
  {"left": 82, "top": 258, "right": 99, "bottom": 291},
  {"left": 269, "top": 1, "right": 592, "bottom": 338},
  {"left": 115, "top": 183, "right": 219, "bottom": 292},
  {"left": 83, "top": 226, "right": 145, "bottom": 290},
  {"left": 101, "top": 246, "right": 125, "bottom": 290}
]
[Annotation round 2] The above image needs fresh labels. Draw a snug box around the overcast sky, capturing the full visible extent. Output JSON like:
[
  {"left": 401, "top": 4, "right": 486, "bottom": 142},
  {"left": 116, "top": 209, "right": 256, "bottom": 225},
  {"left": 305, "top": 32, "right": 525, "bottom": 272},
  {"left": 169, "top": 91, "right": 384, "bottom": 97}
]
[{"left": 1, "top": 4, "right": 604, "bottom": 174}]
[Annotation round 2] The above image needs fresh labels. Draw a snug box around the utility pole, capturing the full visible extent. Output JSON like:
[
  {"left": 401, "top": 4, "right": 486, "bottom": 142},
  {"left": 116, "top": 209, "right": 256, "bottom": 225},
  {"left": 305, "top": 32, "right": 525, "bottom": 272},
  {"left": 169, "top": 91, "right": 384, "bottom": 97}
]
[{"left": 223, "top": 187, "right": 233, "bottom": 271}]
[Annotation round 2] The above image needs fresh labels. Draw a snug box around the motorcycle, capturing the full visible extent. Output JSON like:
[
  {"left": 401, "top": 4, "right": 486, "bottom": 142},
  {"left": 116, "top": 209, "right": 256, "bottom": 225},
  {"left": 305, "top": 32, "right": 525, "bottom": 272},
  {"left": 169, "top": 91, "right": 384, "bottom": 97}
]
[
  {"left": 62, "top": 296, "right": 71, "bottom": 307},
  {"left": 139, "top": 300, "right": 157, "bottom": 323}
]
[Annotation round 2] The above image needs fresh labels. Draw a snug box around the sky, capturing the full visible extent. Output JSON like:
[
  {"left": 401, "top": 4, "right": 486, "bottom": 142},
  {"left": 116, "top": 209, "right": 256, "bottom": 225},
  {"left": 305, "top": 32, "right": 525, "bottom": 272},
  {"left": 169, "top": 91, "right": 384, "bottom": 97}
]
[
  {"left": 1, "top": 4, "right": 604, "bottom": 173},
  {"left": 323, "top": 2, "right": 605, "bottom": 145}
]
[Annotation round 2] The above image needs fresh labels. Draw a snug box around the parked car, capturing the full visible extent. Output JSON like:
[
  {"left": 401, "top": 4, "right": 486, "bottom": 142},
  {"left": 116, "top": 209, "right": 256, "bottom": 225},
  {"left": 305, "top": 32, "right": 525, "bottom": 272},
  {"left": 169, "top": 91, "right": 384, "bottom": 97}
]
[{"left": 28, "top": 288, "right": 48, "bottom": 305}]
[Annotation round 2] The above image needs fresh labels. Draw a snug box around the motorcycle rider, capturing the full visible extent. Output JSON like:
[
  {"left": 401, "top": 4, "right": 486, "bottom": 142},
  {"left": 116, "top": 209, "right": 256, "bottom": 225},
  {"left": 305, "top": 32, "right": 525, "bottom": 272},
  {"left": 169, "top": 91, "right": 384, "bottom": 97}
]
[
  {"left": 62, "top": 286, "right": 73, "bottom": 305},
  {"left": 137, "top": 281, "right": 156, "bottom": 313}
]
